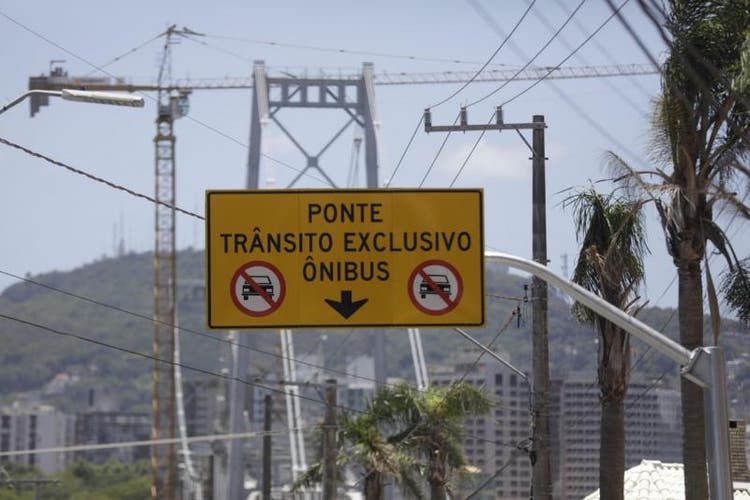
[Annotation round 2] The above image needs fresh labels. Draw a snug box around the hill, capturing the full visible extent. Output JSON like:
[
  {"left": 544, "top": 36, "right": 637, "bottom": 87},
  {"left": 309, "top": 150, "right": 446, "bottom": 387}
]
[{"left": 0, "top": 249, "right": 746, "bottom": 416}]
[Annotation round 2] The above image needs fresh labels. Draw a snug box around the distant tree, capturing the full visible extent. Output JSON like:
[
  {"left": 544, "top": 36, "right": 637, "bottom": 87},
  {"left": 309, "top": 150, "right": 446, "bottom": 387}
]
[
  {"left": 294, "top": 390, "right": 424, "bottom": 500},
  {"left": 384, "top": 382, "right": 492, "bottom": 500},
  {"left": 566, "top": 188, "right": 647, "bottom": 500},
  {"left": 295, "top": 381, "right": 491, "bottom": 500}
]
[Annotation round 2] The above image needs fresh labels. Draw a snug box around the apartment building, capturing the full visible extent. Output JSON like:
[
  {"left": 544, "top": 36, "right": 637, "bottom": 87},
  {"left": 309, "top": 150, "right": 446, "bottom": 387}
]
[{"left": 0, "top": 404, "right": 75, "bottom": 474}]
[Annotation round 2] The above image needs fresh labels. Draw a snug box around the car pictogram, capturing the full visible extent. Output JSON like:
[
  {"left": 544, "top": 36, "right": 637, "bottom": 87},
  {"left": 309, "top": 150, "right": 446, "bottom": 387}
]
[
  {"left": 419, "top": 274, "right": 451, "bottom": 298},
  {"left": 242, "top": 275, "right": 274, "bottom": 300}
]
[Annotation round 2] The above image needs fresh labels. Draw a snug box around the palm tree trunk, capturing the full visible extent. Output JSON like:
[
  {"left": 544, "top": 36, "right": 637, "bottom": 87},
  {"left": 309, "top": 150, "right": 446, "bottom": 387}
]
[
  {"left": 429, "top": 454, "right": 447, "bottom": 500},
  {"left": 678, "top": 259, "right": 708, "bottom": 500},
  {"left": 600, "top": 398, "right": 625, "bottom": 500},
  {"left": 364, "top": 472, "right": 384, "bottom": 500},
  {"left": 598, "top": 323, "right": 629, "bottom": 500}
]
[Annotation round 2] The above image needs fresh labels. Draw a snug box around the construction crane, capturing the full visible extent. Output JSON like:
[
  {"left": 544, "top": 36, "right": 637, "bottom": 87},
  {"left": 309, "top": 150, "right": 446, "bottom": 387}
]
[
  {"left": 27, "top": 62, "right": 656, "bottom": 99},
  {"left": 150, "top": 25, "right": 192, "bottom": 500},
  {"left": 26, "top": 57, "right": 656, "bottom": 498}
]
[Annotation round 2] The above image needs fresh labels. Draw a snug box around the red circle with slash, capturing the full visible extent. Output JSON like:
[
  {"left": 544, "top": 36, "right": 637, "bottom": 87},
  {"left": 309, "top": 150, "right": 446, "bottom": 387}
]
[
  {"left": 408, "top": 260, "right": 463, "bottom": 315},
  {"left": 230, "top": 261, "right": 286, "bottom": 317}
]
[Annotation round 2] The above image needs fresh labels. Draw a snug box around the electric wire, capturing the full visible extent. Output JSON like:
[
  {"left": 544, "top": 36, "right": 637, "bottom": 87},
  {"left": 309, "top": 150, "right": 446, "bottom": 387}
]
[
  {"left": 465, "top": 0, "right": 589, "bottom": 109},
  {"left": 448, "top": 112, "right": 494, "bottom": 188},
  {"left": 0, "top": 137, "right": 204, "bottom": 220},
  {"left": 0, "top": 311, "right": 367, "bottom": 415},
  {"left": 0, "top": 428, "right": 313, "bottom": 458},
  {"left": 383, "top": 114, "right": 423, "bottom": 188},
  {"left": 389, "top": 0, "right": 537, "bottom": 188},
  {"left": 556, "top": 0, "right": 654, "bottom": 101},
  {"left": 418, "top": 112, "right": 459, "bottom": 187},
  {"left": 178, "top": 32, "right": 255, "bottom": 65},
  {"left": 457, "top": 310, "right": 518, "bottom": 385},
  {"left": 500, "top": 0, "right": 631, "bottom": 107},
  {"left": 604, "top": 0, "right": 661, "bottom": 69},
  {"left": 465, "top": 445, "right": 529, "bottom": 499},
  {"left": 0, "top": 300, "right": 524, "bottom": 464},
  {"left": 529, "top": 0, "right": 647, "bottom": 117},
  {"left": 0, "top": 263, "right": 530, "bottom": 397},
  {"left": 0, "top": 269, "right": 384, "bottom": 388},
  {"left": 0, "top": 9, "right": 329, "bottom": 186},
  {"left": 466, "top": 0, "right": 653, "bottom": 171},
  {"left": 81, "top": 30, "right": 166, "bottom": 78},
  {"left": 435, "top": 0, "right": 594, "bottom": 189},
  {"left": 428, "top": 0, "right": 538, "bottom": 110},
  {"left": 199, "top": 32, "right": 525, "bottom": 68},
  {"left": 392, "top": 0, "right": 547, "bottom": 188}
]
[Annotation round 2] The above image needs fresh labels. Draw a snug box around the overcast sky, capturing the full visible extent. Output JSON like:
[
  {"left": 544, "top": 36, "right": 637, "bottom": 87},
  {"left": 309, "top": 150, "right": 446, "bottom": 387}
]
[{"left": 1, "top": 0, "right": 746, "bottom": 314}]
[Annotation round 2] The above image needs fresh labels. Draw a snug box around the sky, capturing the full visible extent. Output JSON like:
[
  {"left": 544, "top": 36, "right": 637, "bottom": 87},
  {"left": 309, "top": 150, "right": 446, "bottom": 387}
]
[{"left": 0, "top": 0, "right": 747, "bottom": 314}]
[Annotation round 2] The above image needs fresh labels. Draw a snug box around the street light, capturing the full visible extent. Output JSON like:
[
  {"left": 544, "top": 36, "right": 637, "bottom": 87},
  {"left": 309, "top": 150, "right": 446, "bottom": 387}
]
[{"left": 0, "top": 89, "right": 144, "bottom": 115}]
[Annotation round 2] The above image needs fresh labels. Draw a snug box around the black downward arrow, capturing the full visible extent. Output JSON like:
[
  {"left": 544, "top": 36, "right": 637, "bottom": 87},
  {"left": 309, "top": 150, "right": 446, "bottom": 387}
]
[{"left": 325, "top": 290, "right": 368, "bottom": 319}]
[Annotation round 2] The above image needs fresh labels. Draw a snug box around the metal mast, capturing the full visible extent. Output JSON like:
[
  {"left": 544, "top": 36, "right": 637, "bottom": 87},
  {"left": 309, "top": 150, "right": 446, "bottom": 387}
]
[{"left": 152, "top": 25, "right": 191, "bottom": 500}]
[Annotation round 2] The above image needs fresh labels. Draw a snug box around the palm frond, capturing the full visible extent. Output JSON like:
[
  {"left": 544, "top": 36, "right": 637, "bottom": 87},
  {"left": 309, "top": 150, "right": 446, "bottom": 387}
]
[{"left": 720, "top": 258, "right": 750, "bottom": 326}]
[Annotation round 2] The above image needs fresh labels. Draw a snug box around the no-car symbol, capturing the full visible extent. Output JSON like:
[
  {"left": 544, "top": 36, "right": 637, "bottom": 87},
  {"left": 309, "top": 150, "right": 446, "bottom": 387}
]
[
  {"left": 408, "top": 260, "right": 463, "bottom": 315},
  {"left": 230, "top": 261, "right": 286, "bottom": 317}
]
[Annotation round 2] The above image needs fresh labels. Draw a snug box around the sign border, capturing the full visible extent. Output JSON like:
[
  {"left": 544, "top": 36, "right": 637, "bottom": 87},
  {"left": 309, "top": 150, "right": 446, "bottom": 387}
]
[{"left": 206, "top": 188, "right": 484, "bottom": 329}]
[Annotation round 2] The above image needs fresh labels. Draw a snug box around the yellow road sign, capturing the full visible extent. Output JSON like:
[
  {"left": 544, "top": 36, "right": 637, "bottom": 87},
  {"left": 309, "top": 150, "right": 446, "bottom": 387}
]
[{"left": 206, "top": 189, "right": 484, "bottom": 328}]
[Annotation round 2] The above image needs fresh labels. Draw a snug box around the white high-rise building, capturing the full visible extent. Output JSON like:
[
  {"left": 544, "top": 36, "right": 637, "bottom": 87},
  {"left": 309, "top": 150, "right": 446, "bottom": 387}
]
[{"left": 0, "top": 404, "right": 75, "bottom": 474}]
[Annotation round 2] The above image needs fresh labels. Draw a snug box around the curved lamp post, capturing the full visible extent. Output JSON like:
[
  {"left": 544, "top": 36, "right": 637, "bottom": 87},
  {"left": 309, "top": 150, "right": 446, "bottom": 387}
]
[
  {"left": 0, "top": 89, "right": 144, "bottom": 115},
  {"left": 484, "top": 251, "right": 732, "bottom": 500}
]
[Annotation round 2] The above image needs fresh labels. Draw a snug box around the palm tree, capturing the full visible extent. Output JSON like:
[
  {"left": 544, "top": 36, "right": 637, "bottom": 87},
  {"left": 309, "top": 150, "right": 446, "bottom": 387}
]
[
  {"left": 382, "top": 382, "right": 492, "bottom": 500},
  {"left": 721, "top": 258, "right": 750, "bottom": 325},
  {"left": 609, "top": 2, "right": 750, "bottom": 497},
  {"left": 293, "top": 393, "right": 424, "bottom": 500},
  {"left": 296, "top": 381, "right": 491, "bottom": 499},
  {"left": 566, "top": 188, "right": 647, "bottom": 500}
]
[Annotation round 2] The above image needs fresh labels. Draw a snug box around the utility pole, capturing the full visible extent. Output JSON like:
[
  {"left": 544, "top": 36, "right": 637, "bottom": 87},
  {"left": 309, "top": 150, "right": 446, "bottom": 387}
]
[
  {"left": 424, "top": 108, "right": 550, "bottom": 498},
  {"left": 530, "top": 115, "right": 551, "bottom": 499},
  {"left": 323, "top": 379, "right": 338, "bottom": 500},
  {"left": 262, "top": 394, "right": 272, "bottom": 500}
]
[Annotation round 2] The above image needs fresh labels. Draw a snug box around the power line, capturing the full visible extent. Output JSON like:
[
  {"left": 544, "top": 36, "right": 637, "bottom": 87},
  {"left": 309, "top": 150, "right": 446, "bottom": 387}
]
[
  {"left": 501, "top": 0, "right": 632, "bottom": 107},
  {"left": 387, "top": 0, "right": 538, "bottom": 188},
  {"left": 199, "top": 32, "right": 527, "bottom": 68},
  {"left": 422, "top": 0, "right": 585, "bottom": 186},
  {"left": 429, "top": 0, "right": 538, "bottom": 110},
  {"left": 0, "top": 312, "right": 366, "bottom": 415},
  {"left": 466, "top": 0, "right": 653, "bottom": 171},
  {"left": 0, "top": 263, "right": 530, "bottom": 391},
  {"left": 437, "top": 0, "right": 592, "bottom": 188},
  {"left": 0, "top": 137, "right": 204, "bottom": 220},
  {"left": 0, "top": 428, "right": 312, "bottom": 458},
  {"left": 383, "top": 114, "right": 423, "bottom": 188},
  {"left": 529, "top": 0, "right": 647, "bottom": 117},
  {"left": 419, "top": 112, "right": 459, "bottom": 187},
  {"left": 0, "top": 269, "right": 387, "bottom": 388},
  {"left": 604, "top": 0, "right": 660, "bottom": 69},
  {"left": 466, "top": 0, "right": 588, "bottom": 108},
  {"left": 457, "top": 310, "right": 518, "bottom": 385},
  {"left": 82, "top": 30, "right": 166, "bottom": 78},
  {"left": 448, "top": 112, "right": 493, "bottom": 188},
  {"left": 555, "top": 0, "right": 654, "bottom": 101},
  {"left": 0, "top": 9, "right": 330, "bottom": 186}
]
